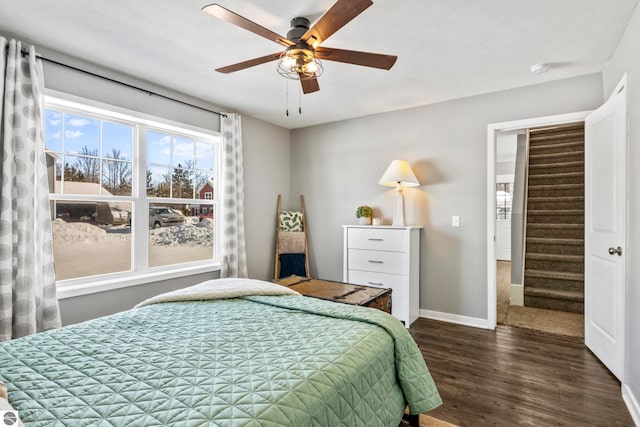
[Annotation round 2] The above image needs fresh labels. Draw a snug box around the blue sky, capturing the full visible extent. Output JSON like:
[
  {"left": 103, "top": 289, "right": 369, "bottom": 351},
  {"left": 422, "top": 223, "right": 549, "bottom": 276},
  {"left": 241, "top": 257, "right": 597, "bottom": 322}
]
[
  {"left": 45, "top": 109, "right": 215, "bottom": 172},
  {"left": 45, "top": 110, "right": 132, "bottom": 160}
]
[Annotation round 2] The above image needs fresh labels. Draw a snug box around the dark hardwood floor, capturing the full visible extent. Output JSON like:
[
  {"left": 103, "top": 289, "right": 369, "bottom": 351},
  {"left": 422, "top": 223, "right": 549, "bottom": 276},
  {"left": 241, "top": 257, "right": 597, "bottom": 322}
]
[{"left": 410, "top": 318, "right": 634, "bottom": 426}]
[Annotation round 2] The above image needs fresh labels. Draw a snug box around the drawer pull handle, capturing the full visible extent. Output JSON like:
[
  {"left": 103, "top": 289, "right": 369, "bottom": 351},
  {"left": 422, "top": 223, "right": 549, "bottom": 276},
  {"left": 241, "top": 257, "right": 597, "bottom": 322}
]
[
  {"left": 368, "top": 260, "right": 383, "bottom": 264},
  {"left": 368, "top": 238, "right": 384, "bottom": 241},
  {"left": 368, "top": 281, "right": 384, "bottom": 286}
]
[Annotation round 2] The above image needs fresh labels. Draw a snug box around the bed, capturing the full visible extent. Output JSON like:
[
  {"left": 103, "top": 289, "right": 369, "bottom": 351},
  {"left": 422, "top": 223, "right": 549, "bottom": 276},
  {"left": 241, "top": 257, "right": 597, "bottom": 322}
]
[{"left": 0, "top": 279, "right": 441, "bottom": 426}]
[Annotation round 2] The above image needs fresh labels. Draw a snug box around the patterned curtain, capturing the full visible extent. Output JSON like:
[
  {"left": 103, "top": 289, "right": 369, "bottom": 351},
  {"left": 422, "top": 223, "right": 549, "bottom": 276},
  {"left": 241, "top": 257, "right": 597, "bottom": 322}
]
[
  {"left": 0, "top": 38, "right": 61, "bottom": 341},
  {"left": 219, "top": 113, "right": 248, "bottom": 278}
]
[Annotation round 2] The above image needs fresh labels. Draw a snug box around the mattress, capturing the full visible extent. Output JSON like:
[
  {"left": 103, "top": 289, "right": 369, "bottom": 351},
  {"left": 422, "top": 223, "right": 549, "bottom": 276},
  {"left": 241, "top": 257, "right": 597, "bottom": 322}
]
[{"left": 0, "top": 280, "right": 440, "bottom": 426}]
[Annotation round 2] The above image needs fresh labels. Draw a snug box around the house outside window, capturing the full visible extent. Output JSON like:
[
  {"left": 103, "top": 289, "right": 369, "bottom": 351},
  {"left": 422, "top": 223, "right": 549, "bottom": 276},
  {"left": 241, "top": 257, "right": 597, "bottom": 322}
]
[{"left": 44, "top": 95, "right": 220, "bottom": 296}]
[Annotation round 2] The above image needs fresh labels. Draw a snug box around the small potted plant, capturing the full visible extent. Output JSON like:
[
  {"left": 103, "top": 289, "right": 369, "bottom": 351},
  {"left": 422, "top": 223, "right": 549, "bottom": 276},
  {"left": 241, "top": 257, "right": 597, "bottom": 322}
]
[{"left": 356, "top": 205, "right": 373, "bottom": 225}]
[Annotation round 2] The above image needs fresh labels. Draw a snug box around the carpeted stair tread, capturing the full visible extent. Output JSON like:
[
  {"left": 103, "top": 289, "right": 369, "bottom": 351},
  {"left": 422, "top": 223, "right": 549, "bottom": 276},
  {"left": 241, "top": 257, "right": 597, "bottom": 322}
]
[
  {"left": 525, "top": 269, "right": 584, "bottom": 281},
  {"left": 529, "top": 151, "right": 584, "bottom": 161},
  {"left": 527, "top": 209, "right": 583, "bottom": 215},
  {"left": 529, "top": 167, "right": 584, "bottom": 185},
  {"left": 527, "top": 237, "right": 583, "bottom": 245},
  {"left": 529, "top": 141, "right": 584, "bottom": 151},
  {"left": 528, "top": 183, "right": 582, "bottom": 190},
  {"left": 524, "top": 287, "right": 584, "bottom": 302},
  {"left": 526, "top": 253, "right": 583, "bottom": 262},
  {"left": 528, "top": 196, "right": 584, "bottom": 202},
  {"left": 527, "top": 223, "right": 583, "bottom": 229},
  {"left": 529, "top": 130, "right": 584, "bottom": 142},
  {"left": 528, "top": 171, "right": 584, "bottom": 179},
  {"left": 524, "top": 286, "right": 584, "bottom": 301},
  {"left": 529, "top": 160, "right": 584, "bottom": 169}
]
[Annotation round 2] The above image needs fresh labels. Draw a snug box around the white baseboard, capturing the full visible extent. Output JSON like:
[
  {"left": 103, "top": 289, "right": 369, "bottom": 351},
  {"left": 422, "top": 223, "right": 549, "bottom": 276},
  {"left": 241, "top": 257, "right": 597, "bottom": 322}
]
[
  {"left": 420, "top": 309, "right": 490, "bottom": 329},
  {"left": 510, "top": 284, "right": 524, "bottom": 306},
  {"left": 622, "top": 384, "right": 640, "bottom": 426}
]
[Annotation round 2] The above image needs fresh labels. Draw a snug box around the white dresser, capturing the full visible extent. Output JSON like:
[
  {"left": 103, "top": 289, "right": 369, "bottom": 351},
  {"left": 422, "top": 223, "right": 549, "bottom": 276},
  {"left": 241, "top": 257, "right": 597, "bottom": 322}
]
[{"left": 343, "top": 225, "right": 421, "bottom": 327}]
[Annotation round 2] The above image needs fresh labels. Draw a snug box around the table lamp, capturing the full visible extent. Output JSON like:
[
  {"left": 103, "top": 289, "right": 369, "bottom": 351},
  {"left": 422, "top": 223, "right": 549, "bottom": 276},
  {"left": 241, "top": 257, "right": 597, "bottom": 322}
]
[{"left": 378, "top": 160, "right": 420, "bottom": 226}]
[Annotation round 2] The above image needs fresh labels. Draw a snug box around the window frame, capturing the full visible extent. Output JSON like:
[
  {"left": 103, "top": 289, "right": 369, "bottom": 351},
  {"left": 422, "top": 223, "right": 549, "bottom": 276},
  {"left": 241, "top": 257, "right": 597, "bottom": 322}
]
[{"left": 45, "top": 90, "right": 222, "bottom": 299}]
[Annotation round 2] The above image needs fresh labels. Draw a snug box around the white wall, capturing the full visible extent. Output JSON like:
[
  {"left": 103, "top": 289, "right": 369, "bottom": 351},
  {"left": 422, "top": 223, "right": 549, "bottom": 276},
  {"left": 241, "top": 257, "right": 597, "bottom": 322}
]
[
  {"left": 602, "top": 3, "right": 640, "bottom": 423},
  {"left": 290, "top": 74, "right": 603, "bottom": 320},
  {"left": 33, "top": 47, "right": 291, "bottom": 324}
]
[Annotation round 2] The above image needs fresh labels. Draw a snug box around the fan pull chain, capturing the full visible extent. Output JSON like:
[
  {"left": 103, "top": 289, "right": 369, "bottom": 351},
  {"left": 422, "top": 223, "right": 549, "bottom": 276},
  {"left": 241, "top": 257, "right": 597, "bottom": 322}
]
[
  {"left": 298, "top": 83, "right": 302, "bottom": 115},
  {"left": 285, "top": 79, "right": 289, "bottom": 117}
]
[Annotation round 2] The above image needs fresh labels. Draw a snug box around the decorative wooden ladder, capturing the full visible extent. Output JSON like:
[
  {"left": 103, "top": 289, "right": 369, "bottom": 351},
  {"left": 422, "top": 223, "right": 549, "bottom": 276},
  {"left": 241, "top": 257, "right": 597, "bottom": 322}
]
[{"left": 523, "top": 123, "right": 585, "bottom": 313}]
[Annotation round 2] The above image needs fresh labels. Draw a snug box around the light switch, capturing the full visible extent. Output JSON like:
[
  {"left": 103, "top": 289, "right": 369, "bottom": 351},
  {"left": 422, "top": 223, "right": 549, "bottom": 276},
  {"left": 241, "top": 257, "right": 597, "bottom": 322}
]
[{"left": 451, "top": 216, "right": 460, "bottom": 227}]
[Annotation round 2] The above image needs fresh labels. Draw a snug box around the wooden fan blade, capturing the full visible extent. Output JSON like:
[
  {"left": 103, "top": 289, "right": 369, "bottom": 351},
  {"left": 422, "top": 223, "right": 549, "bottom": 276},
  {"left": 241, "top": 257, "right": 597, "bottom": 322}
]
[
  {"left": 202, "top": 4, "right": 294, "bottom": 47},
  {"left": 301, "top": 0, "right": 373, "bottom": 48},
  {"left": 216, "top": 52, "right": 282, "bottom": 74},
  {"left": 315, "top": 47, "right": 397, "bottom": 70},
  {"left": 300, "top": 75, "right": 320, "bottom": 94}
]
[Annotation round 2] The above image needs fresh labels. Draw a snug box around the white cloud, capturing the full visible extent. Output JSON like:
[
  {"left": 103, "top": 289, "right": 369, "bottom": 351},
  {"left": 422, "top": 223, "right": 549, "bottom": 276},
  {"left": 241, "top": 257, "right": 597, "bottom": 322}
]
[
  {"left": 173, "top": 141, "right": 194, "bottom": 161},
  {"left": 67, "top": 118, "right": 93, "bottom": 127},
  {"left": 48, "top": 119, "right": 61, "bottom": 126},
  {"left": 65, "top": 130, "right": 83, "bottom": 138},
  {"left": 47, "top": 131, "right": 61, "bottom": 140}
]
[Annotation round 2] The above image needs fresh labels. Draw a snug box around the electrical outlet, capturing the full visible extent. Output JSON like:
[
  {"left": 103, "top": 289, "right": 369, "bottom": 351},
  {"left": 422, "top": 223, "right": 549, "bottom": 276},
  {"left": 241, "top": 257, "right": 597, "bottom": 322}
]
[{"left": 452, "top": 216, "right": 460, "bottom": 227}]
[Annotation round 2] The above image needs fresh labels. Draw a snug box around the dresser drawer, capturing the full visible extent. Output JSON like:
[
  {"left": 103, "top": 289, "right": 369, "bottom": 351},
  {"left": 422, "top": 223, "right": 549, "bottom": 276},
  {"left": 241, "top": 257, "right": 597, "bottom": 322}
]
[
  {"left": 348, "top": 249, "right": 405, "bottom": 275},
  {"left": 347, "top": 269, "right": 408, "bottom": 299},
  {"left": 347, "top": 228, "right": 406, "bottom": 252}
]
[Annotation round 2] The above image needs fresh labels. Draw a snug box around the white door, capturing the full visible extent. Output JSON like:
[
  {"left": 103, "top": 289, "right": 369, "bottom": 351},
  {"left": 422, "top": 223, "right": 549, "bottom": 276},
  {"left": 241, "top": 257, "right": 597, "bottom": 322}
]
[
  {"left": 496, "top": 220, "right": 511, "bottom": 261},
  {"left": 584, "top": 75, "right": 627, "bottom": 380}
]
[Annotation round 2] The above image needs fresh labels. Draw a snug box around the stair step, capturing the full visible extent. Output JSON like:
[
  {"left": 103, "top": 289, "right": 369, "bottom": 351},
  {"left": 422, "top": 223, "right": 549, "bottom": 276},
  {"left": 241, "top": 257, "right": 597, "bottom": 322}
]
[
  {"left": 525, "top": 269, "right": 584, "bottom": 281},
  {"left": 530, "top": 123, "right": 583, "bottom": 133},
  {"left": 527, "top": 237, "right": 584, "bottom": 245},
  {"left": 529, "top": 141, "right": 584, "bottom": 151},
  {"left": 528, "top": 171, "right": 584, "bottom": 180},
  {"left": 529, "top": 183, "right": 582, "bottom": 190},
  {"left": 529, "top": 151, "right": 584, "bottom": 161},
  {"left": 528, "top": 196, "right": 584, "bottom": 202},
  {"left": 526, "top": 223, "right": 584, "bottom": 239},
  {"left": 527, "top": 209, "right": 583, "bottom": 215},
  {"left": 524, "top": 287, "right": 584, "bottom": 302},
  {"left": 529, "top": 131, "right": 584, "bottom": 143},
  {"left": 527, "top": 223, "right": 583, "bottom": 229},
  {"left": 529, "top": 160, "right": 584, "bottom": 169},
  {"left": 526, "top": 253, "right": 583, "bottom": 262},
  {"left": 524, "top": 296, "right": 584, "bottom": 313}
]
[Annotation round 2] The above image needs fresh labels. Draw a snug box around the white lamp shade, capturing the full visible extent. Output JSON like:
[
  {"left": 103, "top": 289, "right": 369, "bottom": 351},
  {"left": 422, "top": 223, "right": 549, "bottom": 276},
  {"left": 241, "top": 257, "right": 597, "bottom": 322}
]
[{"left": 378, "top": 160, "right": 420, "bottom": 187}]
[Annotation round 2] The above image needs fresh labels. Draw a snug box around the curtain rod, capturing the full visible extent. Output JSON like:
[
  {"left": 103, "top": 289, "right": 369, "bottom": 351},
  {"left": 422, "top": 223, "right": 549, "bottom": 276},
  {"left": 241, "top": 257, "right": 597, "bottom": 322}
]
[{"left": 19, "top": 48, "right": 226, "bottom": 118}]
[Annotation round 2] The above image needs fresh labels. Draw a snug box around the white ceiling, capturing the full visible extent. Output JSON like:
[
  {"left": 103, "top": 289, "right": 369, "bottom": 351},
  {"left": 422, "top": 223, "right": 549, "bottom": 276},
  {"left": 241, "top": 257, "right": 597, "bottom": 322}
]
[{"left": 0, "top": 0, "right": 637, "bottom": 129}]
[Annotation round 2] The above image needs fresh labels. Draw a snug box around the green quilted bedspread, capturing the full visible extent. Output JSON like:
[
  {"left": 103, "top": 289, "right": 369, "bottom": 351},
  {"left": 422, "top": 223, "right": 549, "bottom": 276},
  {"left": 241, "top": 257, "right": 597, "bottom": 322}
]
[{"left": 0, "top": 295, "right": 441, "bottom": 426}]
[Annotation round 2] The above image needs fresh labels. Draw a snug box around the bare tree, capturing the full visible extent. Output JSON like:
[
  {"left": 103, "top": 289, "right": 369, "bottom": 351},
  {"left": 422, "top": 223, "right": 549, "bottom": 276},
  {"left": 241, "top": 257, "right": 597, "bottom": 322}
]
[
  {"left": 103, "top": 148, "right": 132, "bottom": 195},
  {"left": 73, "top": 146, "right": 100, "bottom": 183}
]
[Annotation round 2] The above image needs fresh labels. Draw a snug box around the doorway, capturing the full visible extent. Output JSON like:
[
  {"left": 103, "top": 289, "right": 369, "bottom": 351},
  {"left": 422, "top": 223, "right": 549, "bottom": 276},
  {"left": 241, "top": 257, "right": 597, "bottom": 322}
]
[
  {"left": 486, "top": 111, "right": 591, "bottom": 330},
  {"left": 492, "top": 124, "right": 585, "bottom": 336}
]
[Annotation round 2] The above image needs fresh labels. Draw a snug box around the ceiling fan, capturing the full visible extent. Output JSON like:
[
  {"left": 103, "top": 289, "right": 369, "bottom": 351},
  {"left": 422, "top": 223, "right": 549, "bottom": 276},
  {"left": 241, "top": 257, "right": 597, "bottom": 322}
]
[{"left": 202, "top": 0, "right": 397, "bottom": 94}]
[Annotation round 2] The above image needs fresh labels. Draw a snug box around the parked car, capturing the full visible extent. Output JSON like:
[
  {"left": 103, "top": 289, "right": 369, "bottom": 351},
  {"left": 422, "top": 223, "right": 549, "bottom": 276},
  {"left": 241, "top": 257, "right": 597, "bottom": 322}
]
[
  {"left": 149, "top": 207, "right": 186, "bottom": 229},
  {"left": 110, "top": 207, "right": 131, "bottom": 226}
]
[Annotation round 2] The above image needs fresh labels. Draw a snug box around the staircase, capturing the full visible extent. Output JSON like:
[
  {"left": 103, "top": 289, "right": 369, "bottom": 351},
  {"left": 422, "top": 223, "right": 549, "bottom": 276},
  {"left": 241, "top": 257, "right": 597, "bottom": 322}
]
[{"left": 523, "top": 123, "right": 585, "bottom": 313}]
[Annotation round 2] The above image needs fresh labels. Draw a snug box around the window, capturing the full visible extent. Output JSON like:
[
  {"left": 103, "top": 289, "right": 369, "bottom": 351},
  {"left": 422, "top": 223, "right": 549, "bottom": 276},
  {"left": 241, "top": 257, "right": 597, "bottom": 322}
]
[
  {"left": 496, "top": 182, "right": 513, "bottom": 220},
  {"left": 45, "top": 95, "right": 220, "bottom": 294}
]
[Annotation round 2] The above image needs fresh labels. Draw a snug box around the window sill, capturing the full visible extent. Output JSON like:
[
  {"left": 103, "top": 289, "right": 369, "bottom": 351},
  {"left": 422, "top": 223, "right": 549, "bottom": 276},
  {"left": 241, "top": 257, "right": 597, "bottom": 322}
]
[{"left": 56, "top": 263, "right": 221, "bottom": 300}]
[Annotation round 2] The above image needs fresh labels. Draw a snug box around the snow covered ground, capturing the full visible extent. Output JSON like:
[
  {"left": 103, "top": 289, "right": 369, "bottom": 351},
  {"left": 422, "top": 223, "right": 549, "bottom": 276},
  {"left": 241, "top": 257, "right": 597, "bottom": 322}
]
[{"left": 52, "top": 219, "right": 214, "bottom": 280}]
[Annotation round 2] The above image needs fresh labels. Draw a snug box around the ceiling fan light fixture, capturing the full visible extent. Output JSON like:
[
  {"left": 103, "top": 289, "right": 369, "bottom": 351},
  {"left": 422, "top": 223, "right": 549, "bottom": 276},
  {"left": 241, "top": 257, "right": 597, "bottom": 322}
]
[{"left": 277, "top": 49, "right": 324, "bottom": 80}]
